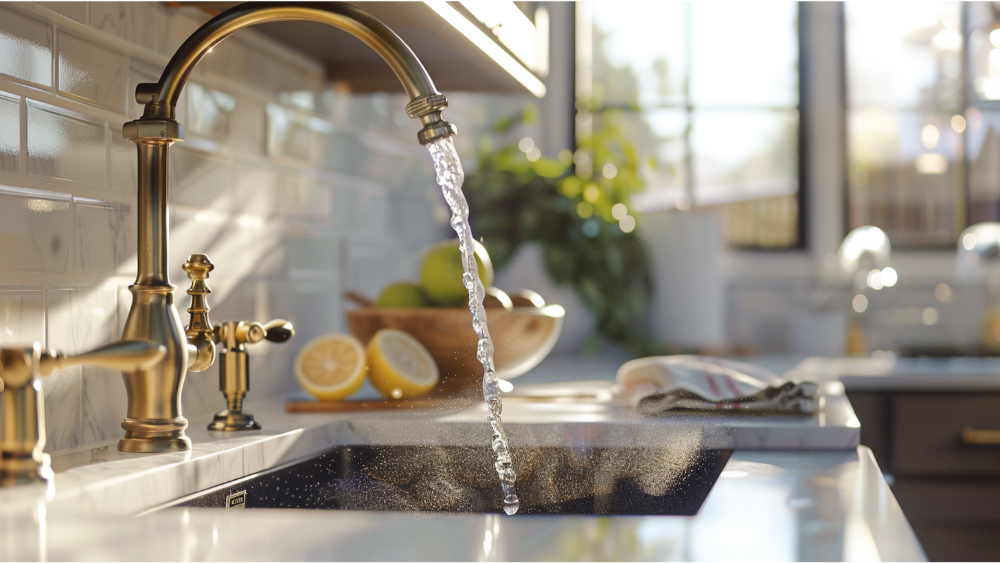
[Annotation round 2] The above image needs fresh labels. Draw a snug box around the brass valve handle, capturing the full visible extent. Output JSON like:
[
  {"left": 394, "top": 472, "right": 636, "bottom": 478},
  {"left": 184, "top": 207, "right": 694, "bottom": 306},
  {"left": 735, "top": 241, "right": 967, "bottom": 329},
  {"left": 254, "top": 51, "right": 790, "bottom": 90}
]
[
  {"left": 0, "top": 340, "right": 166, "bottom": 389},
  {"left": 218, "top": 319, "right": 295, "bottom": 348}
]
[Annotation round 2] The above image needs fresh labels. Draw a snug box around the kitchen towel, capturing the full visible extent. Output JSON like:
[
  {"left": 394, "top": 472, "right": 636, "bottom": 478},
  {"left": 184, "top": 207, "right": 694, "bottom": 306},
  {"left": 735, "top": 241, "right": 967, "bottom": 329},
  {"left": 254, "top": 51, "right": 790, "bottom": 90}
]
[{"left": 615, "top": 355, "right": 820, "bottom": 416}]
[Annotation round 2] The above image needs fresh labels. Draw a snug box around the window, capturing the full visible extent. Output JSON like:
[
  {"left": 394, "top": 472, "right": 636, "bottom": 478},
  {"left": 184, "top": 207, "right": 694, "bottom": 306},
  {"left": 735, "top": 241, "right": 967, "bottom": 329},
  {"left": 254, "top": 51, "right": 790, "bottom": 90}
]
[
  {"left": 845, "top": 2, "right": 965, "bottom": 247},
  {"left": 579, "top": 1, "right": 801, "bottom": 248}
]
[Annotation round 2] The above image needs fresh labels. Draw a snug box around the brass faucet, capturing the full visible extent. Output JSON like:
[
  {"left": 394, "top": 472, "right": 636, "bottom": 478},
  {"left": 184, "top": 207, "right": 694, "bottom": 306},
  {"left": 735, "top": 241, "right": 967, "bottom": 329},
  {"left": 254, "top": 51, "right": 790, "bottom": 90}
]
[
  {"left": 118, "top": 2, "right": 457, "bottom": 452},
  {"left": 0, "top": 341, "right": 165, "bottom": 485}
]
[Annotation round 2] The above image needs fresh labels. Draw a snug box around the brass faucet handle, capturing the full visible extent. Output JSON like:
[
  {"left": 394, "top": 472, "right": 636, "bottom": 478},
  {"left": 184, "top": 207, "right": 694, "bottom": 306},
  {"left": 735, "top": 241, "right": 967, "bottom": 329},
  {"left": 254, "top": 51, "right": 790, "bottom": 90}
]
[
  {"left": 219, "top": 319, "right": 294, "bottom": 348},
  {"left": 0, "top": 341, "right": 166, "bottom": 389},
  {"left": 258, "top": 319, "right": 294, "bottom": 344}
]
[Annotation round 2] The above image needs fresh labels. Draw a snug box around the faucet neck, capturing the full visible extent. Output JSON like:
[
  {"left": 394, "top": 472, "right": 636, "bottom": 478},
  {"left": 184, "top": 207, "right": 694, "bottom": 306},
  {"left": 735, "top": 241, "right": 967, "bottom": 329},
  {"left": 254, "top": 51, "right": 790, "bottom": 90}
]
[{"left": 137, "top": 2, "right": 454, "bottom": 141}]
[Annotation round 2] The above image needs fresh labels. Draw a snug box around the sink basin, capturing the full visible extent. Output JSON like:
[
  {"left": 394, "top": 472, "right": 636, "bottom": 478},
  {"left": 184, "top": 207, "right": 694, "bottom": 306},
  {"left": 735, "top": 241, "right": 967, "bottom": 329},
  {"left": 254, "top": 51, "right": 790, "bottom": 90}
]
[{"left": 158, "top": 445, "right": 731, "bottom": 516}]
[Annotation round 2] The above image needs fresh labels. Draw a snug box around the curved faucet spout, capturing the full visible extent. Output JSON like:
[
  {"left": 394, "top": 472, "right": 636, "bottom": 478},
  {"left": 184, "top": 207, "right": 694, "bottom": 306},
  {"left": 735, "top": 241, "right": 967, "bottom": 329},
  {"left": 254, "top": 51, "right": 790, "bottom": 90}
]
[{"left": 136, "top": 1, "right": 456, "bottom": 144}]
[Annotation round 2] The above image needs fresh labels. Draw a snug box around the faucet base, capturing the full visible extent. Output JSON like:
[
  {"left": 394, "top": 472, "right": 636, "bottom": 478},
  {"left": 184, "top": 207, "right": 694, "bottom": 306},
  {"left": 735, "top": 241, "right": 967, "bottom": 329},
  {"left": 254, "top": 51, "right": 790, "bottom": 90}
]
[
  {"left": 0, "top": 452, "right": 52, "bottom": 485},
  {"left": 118, "top": 417, "right": 191, "bottom": 452},
  {"left": 207, "top": 409, "right": 261, "bottom": 432}
]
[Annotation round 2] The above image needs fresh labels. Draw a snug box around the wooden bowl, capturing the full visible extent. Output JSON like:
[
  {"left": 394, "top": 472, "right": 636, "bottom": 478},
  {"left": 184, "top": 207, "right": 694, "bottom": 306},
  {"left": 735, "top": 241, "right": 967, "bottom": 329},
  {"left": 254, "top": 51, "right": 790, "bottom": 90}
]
[{"left": 346, "top": 305, "right": 565, "bottom": 397}]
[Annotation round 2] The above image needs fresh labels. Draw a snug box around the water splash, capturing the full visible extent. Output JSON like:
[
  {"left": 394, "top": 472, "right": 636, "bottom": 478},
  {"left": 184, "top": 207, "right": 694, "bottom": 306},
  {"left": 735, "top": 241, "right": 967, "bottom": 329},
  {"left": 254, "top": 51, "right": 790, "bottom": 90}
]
[{"left": 427, "top": 137, "right": 519, "bottom": 515}]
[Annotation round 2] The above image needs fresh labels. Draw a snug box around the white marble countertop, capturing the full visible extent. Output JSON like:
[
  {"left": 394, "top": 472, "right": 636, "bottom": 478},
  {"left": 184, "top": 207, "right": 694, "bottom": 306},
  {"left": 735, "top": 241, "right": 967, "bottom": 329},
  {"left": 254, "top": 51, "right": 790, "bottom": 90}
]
[
  {"left": 2, "top": 447, "right": 922, "bottom": 561},
  {"left": 0, "top": 358, "right": 920, "bottom": 562}
]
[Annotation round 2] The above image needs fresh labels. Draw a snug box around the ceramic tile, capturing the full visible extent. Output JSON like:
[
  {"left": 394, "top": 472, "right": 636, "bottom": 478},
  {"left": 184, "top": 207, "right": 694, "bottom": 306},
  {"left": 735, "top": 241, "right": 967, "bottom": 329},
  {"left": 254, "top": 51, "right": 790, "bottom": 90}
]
[
  {"left": 46, "top": 283, "right": 119, "bottom": 355},
  {"left": 186, "top": 82, "right": 235, "bottom": 140},
  {"left": 26, "top": 100, "right": 106, "bottom": 186},
  {"left": 88, "top": 2, "right": 128, "bottom": 40},
  {"left": 345, "top": 241, "right": 395, "bottom": 298},
  {"left": 0, "top": 187, "right": 71, "bottom": 273},
  {"left": 128, "top": 2, "right": 167, "bottom": 53},
  {"left": 277, "top": 172, "right": 333, "bottom": 221},
  {"left": 264, "top": 279, "right": 344, "bottom": 350},
  {"left": 73, "top": 198, "right": 136, "bottom": 275},
  {"left": 0, "top": 91, "right": 20, "bottom": 174},
  {"left": 287, "top": 231, "right": 339, "bottom": 280},
  {"left": 57, "top": 30, "right": 128, "bottom": 112},
  {"left": 41, "top": 366, "right": 81, "bottom": 452},
  {"left": 0, "top": 289, "right": 45, "bottom": 347},
  {"left": 182, "top": 366, "right": 220, "bottom": 419},
  {"left": 248, "top": 347, "right": 298, "bottom": 398},
  {"left": 228, "top": 93, "right": 265, "bottom": 154},
  {"left": 109, "top": 128, "right": 136, "bottom": 194},
  {"left": 169, "top": 147, "right": 232, "bottom": 211},
  {"left": 265, "top": 103, "right": 332, "bottom": 163},
  {"left": 0, "top": 5, "right": 53, "bottom": 87},
  {"left": 80, "top": 366, "right": 127, "bottom": 444},
  {"left": 233, "top": 162, "right": 278, "bottom": 219},
  {"left": 37, "top": 2, "right": 87, "bottom": 24}
]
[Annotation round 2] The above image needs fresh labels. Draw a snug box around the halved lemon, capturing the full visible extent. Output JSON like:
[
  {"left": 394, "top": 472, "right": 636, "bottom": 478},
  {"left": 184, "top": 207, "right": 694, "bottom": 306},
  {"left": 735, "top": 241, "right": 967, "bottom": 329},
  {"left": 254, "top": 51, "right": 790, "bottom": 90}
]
[
  {"left": 367, "top": 329, "right": 439, "bottom": 399},
  {"left": 295, "top": 334, "right": 367, "bottom": 401}
]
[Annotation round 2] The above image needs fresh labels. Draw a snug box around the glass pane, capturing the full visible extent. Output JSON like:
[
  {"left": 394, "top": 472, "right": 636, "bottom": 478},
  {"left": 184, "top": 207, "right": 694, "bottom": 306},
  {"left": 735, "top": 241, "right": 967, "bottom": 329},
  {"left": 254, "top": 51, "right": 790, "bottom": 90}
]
[
  {"left": 968, "top": 108, "right": 1000, "bottom": 223},
  {"left": 848, "top": 109, "right": 965, "bottom": 245},
  {"left": 606, "top": 109, "right": 688, "bottom": 210},
  {"left": 846, "top": 1, "right": 962, "bottom": 110},
  {"left": 591, "top": 1, "right": 686, "bottom": 108},
  {"left": 690, "top": 2, "right": 799, "bottom": 107},
  {"left": 966, "top": 3, "right": 1000, "bottom": 102},
  {"left": 691, "top": 110, "right": 798, "bottom": 205}
]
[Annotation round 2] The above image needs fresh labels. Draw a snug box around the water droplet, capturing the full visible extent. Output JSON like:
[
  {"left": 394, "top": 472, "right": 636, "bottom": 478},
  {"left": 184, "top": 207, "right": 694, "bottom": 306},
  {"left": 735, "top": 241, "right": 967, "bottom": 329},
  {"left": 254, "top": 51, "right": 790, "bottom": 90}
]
[
  {"left": 390, "top": 388, "right": 403, "bottom": 399},
  {"left": 503, "top": 495, "right": 520, "bottom": 515}
]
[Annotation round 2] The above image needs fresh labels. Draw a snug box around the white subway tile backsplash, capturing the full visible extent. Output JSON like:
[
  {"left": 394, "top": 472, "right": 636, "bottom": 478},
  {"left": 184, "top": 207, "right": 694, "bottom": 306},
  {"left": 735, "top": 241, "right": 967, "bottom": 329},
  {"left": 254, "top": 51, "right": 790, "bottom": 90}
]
[
  {"left": 0, "top": 187, "right": 71, "bottom": 273},
  {"left": 36, "top": 2, "right": 87, "bottom": 25},
  {"left": 169, "top": 147, "right": 233, "bottom": 211},
  {"left": 128, "top": 2, "right": 166, "bottom": 54},
  {"left": 0, "top": 5, "right": 53, "bottom": 87},
  {"left": 186, "top": 82, "right": 235, "bottom": 140},
  {"left": 0, "top": 91, "right": 20, "bottom": 174},
  {"left": 87, "top": 2, "right": 128, "bottom": 41},
  {"left": 109, "top": 130, "right": 136, "bottom": 193},
  {"left": 41, "top": 366, "right": 81, "bottom": 452},
  {"left": 80, "top": 366, "right": 126, "bottom": 444},
  {"left": 234, "top": 163, "right": 279, "bottom": 219},
  {"left": 57, "top": 30, "right": 128, "bottom": 112},
  {"left": 74, "top": 199, "right": 136, "bottom": 275},
  {"left": 46, "top": 283, "right": 120, "bottom": 355},
  {"left": 27, "top": 100, "right": 106, "bottom": 186},
  {"left": 0, "top": 289, "right": 45, "bottom": 346}
]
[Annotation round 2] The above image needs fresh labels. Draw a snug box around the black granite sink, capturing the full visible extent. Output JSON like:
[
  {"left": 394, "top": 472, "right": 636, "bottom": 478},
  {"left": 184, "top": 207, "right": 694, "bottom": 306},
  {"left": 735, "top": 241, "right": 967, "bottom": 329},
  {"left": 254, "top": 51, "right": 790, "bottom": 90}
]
[{"left": 161, "top": 445, "right": 731, "bottom": 516}]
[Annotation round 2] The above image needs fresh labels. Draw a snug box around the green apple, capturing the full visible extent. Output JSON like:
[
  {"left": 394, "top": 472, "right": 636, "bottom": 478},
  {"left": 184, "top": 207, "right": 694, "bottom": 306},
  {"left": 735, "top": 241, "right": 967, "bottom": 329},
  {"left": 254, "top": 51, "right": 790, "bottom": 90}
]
[
  {"left": 376, "top": 281, "right": 431, "bottom": 308},
  {"left": 420, "top": 240, "right": 494, "bottom": 306}
]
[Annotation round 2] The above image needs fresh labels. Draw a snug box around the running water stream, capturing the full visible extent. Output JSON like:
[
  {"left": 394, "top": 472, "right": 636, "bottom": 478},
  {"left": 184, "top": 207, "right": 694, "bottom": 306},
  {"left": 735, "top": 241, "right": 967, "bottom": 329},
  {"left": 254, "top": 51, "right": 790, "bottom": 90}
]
[{"left": 427, "top": 137, "right": 519, "bottom": 515}]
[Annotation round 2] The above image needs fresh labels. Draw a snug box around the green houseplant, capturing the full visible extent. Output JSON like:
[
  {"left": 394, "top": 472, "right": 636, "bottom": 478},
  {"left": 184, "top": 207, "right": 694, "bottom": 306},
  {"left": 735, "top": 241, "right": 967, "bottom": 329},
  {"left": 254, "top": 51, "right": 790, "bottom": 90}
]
[{"left": 465, "top": 105, "right": 671, "bottom": 355}]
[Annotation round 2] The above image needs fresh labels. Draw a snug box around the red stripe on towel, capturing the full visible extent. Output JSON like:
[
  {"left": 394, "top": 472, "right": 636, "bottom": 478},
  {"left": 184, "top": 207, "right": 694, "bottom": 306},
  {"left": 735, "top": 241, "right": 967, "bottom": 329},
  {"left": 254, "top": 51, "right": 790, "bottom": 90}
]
[{"left": 704, "top": 372, "right": 722, "bottom": 396}]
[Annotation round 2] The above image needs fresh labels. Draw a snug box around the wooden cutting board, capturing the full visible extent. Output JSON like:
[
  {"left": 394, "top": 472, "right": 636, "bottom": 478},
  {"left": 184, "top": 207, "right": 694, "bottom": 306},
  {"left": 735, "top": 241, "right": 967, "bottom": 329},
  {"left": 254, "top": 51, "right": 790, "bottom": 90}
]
[{"left": 285, "top": 397, "right": 477, "bottom": 413}]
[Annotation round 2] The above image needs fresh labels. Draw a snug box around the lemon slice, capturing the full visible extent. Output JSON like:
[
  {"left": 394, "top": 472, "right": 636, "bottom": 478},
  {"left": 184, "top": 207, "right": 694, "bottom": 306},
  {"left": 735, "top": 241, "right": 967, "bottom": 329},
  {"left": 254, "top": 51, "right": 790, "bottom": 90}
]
[
  {"left": 367, "top": 329, "right": 439, "bottom": 399},
  {"left": 295, "top": 334, "right": 367, "bottom": 401}
]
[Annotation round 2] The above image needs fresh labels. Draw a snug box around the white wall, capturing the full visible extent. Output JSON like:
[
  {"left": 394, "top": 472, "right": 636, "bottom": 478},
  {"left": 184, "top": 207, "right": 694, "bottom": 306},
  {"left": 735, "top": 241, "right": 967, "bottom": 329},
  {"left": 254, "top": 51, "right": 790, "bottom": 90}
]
[{"left": 0, "top": 2, "right": 445, "bottom": 454}]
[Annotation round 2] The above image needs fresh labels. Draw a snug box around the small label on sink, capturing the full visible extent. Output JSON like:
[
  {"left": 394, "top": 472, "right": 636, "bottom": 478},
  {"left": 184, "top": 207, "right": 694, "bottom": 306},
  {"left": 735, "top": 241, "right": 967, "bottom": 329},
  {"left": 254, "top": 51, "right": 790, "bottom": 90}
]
[{"left": 226, "top": 490, "right": 247, "bottom": 509}]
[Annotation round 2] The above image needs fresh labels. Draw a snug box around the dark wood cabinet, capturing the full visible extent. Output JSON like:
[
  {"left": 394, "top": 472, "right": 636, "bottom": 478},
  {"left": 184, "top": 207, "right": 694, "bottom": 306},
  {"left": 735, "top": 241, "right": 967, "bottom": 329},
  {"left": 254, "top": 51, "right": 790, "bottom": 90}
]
[{"left": 848, "top": 391, "right": 1000, "bottom": 562}]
